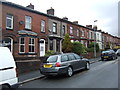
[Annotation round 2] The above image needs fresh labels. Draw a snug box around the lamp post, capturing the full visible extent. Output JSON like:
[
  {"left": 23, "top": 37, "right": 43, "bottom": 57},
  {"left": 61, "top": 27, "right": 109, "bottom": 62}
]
[{"left": 94, "top": 20, "right": 97, "bottom": 58}]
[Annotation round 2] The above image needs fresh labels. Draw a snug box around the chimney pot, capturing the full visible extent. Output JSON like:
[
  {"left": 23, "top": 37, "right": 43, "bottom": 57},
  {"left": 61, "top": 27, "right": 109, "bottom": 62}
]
[
  {"left": 26, "top": 3, "right": 34, "bottom": 9},
  {"left": 47, "top": 7, "right": 54, "bottom": 15}
]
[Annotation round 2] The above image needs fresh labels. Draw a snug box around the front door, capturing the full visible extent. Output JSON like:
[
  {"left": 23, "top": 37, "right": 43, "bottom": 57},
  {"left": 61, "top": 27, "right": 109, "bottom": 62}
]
[{"left": 40, "top": 39, "right": 45, "bottom": 57}]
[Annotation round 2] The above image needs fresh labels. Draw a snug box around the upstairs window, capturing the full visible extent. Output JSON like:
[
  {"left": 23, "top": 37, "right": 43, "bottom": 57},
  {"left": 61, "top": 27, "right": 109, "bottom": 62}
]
[
  {"left": 19, "top": 37, "right": 25, "bottom": 53},
  {"left": 29, "top": 38, "right": 35, "bottom": 53},
  {"left": 25, "top": 16, "right": 32, "bottom": 30},
  {"left": 6, "top": 14, "right": 13, "bottom": 29},
  {"left": 77, "top": 29, "right": 79, "bottom": 36},
  {"left": 62, "top": 25, "right": 65, "bottom": 36},
  {"left": 70, "top": 26, "right": 73, "bottom": 35},
  {"left": 53, "top": 22, "right": 57, "bottom": 34},
  {"left": 41, "top": 20, "right": 45, "bottom": 32},
  {"left": 81, "top": 29, "right": 84, "bottom": 36}
]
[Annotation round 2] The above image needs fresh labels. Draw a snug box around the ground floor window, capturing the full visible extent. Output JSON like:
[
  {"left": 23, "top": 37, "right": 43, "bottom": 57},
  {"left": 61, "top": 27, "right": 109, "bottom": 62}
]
[
  {"left": 56, "top": 40, "right": 60, "bottom": 52},
  {"left": 50, "top": 39, "right": 53, "bottom": 50},
  {"left": 3, "top": 37, "right": 13, "bottom": 53},
  {"left": 29, "top": 38, "right": 35, "bottom": 53},
  {"left": 19, "top": 37, "right": 25, "bottom": 53}
]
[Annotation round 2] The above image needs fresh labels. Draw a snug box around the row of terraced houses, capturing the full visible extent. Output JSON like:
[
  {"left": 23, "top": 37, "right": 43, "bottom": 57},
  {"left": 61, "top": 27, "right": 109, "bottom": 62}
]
[{"left": 0, "top": 1, "right": 120, "bottom": 59}]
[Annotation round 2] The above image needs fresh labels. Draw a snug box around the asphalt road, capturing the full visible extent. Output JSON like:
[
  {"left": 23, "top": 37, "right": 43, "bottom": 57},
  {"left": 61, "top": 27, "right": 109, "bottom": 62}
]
[{"left": 19, "top": 57, "right": 120, "bottom": 88}]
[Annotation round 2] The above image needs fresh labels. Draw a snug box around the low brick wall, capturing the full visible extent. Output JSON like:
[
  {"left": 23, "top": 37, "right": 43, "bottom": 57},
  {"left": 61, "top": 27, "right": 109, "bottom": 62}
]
[{"left": 15, "top": 56, "right": 48, "bottom": 74}]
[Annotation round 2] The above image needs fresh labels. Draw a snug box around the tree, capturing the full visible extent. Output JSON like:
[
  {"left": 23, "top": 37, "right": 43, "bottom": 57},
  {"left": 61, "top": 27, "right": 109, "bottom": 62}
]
[
  {"left": 62, "top": 34, "right": 73, "bottom": 53},
  {"left": 72, "top": 42, "right": 87, "bottom": 55}
]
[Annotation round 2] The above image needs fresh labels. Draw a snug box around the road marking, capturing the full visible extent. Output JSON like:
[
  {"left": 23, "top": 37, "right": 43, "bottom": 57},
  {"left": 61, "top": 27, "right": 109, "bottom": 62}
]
[{"left": 91, "top": 60, "right": 117, "bottom": 71}]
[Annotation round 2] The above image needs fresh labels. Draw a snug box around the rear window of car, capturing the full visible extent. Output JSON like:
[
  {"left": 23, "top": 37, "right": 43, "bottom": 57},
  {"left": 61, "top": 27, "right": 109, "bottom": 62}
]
[{"left": 47, "top": 56, "right": 58, "bottom": 63}]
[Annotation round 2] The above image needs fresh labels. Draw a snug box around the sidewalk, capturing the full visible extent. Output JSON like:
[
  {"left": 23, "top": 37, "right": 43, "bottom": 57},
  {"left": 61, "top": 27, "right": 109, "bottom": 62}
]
[
  {"left": 18, "top": 70, "right": 44, "bottom": 84},
  {"left": 18, "top": 57, "right": 101, "bottom": 84}
]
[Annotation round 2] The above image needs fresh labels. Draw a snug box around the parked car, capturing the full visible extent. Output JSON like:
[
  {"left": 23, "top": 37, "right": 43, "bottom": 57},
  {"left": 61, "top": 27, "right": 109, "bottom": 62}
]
[
  {"left": 101, "top": 49, "right": 117, "bottom": 61},
  {"left": 0, "top": 47, "right": 19, "bottom": 90},
  {"left": 40, "top": 53, "right": 90, "bottom": 77},
  {"left": 116, "top": 49, "right": 120, "bottom": 56}
]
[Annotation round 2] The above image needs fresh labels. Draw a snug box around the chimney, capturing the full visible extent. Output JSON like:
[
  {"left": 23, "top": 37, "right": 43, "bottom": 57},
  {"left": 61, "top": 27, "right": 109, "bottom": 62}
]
[
  {"left": 73, "top": 21, "right": 78, "bottom": 24},
  {"left": 62, "top": 17, "right": 68, "bottom": 20},
  {"left": 26, "top": 3, "right": 34, "bottom": 9},
  {"left": 93, "top": 26, "right": 97, "bottom": 30},
  {"left": 47, "top": 7, "right": 54, "bottom": 15},
  {"left": 86, "top": 25, "right": 92, "bottom": 29}
]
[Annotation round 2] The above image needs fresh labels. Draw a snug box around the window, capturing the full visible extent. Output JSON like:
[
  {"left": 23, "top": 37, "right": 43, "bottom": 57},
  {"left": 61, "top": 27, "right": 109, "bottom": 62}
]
[
  {"left": 53, "top": 22, "right": 57, "bottom": 34},
  {"left": 61, "top": 55, "right": 68, "bottom": 62},
  {"left": 77, "top": 29, "right": 79, "bottom": 36},
  {"left": 68, "top": 54, "right": 75, "bottom": 60},
  {"left": 19, "top": 37, "right": 25, "bottom": 53},
  {"left": 41, "top": 20, "right": 45, "bottom": 32},
  {"left": 62, "top": 25, "right": 65, "bottom": 36},
  {"left": 87, "top": 31, "right": 89, "bottom": 38},
  {"left": 70, "top": 26, "right": 73, "bottom": 34},
  {"left": 82, "top": 29, "right": 84, "bottom": 36},
  {"left": 6, "top": 14, "right": 13, "bottom": 29},
  {"left": 29, "top": 38, "right": 35, "bottom": 53},
  {"left": 50, "top": 39, "right": 53, "bottom": 50},
  {"left": 47, "top": 56, "right": 58, "bottom": 63},
  {"left": 73, "top": 54, "right": 80, "bottom": 59},
  {"left": 25, "top": 16, "right": 32, "bottom": 29}
]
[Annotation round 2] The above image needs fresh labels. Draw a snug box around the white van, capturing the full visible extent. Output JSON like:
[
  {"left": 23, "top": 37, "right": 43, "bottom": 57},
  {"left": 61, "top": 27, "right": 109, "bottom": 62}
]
[{"left": 0, "top": 47, "right": 19, "bottom": 90}]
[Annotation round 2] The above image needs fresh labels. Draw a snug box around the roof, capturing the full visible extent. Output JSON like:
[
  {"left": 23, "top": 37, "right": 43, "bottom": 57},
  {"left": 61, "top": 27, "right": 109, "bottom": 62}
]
[{"left": 0, "top": 0, "right": 91, "bottom": 29}]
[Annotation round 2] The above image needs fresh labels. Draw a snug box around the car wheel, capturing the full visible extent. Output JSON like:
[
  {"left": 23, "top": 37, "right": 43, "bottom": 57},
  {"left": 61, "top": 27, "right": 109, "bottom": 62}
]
[
  {"left": 2, "top": 85, "right": 10, "bottom": 90},
  {"left": 85, "top": 62, "right": 90, "bottom": 70},
  {"left": 67, "top": 67, "right": 73, "bottom": 77}
]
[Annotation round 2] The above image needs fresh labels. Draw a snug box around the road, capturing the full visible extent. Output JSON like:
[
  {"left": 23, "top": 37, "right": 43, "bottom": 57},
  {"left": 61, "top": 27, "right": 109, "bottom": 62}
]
[{"left": 19, "top": 57, "right": 119, "bottom": 88}]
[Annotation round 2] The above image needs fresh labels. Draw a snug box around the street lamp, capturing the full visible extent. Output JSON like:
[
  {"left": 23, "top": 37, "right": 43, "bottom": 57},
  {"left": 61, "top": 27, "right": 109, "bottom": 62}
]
[{"left": 94, "top": 20, "right": 97, "bottom": 58}]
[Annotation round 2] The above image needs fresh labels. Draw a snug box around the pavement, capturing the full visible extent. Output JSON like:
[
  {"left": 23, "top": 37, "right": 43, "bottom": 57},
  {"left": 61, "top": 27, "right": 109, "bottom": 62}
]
[{"left": 18, "top": 57, "right": 101, "bottom": 84}]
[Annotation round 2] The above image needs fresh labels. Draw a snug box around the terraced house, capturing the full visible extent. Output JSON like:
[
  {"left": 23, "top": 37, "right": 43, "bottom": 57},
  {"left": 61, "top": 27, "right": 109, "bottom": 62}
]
[{"left": 0, "top": 0, "right": 120, "bottom": 59}]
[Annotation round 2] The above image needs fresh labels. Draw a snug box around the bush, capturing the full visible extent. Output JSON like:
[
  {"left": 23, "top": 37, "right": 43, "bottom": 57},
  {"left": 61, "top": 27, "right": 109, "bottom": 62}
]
[
  {"left": 87, "top": 42, "right": 100, "bottom": 53},
  {"left": 72, "top": 42, "right": 87, "bottom": 55},
  {"left": 45, "top": 50, "right": 55, "bottom": 56}
]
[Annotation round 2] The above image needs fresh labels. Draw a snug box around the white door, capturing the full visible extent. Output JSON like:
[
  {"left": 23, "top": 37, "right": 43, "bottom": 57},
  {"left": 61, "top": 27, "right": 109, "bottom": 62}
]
[{"left": 40, "top": 39, "right": 45, "bottom": 57}]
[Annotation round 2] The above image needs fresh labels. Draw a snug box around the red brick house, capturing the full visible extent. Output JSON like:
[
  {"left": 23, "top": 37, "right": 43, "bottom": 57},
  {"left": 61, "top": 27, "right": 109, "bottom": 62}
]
[{"left": 1, "top": 1, "right": 49, "bottom": 58}]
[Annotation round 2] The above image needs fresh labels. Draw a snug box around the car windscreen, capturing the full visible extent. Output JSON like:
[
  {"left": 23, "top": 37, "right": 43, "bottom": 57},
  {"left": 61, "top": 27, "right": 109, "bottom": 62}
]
[
  {"left": 102, "top": 51, "right": 109, "bottom": 53},
  {"left": 47, "top": 56, "right": 58, "bottom": 63}
]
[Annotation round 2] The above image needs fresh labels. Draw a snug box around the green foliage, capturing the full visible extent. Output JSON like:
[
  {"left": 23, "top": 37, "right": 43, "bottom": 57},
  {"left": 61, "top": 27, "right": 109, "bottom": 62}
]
[
  {"left": 62, "top": 34, "right": 73, "bottom": 53},
  {"left": 45, "top": 50, "right": 55, "bottom": 56},
  {"left": 72, "top": 42, "right": 87, "bottom": 55},
  {"left": 87, "top": 42, "right": 100, "bottom": 53}
]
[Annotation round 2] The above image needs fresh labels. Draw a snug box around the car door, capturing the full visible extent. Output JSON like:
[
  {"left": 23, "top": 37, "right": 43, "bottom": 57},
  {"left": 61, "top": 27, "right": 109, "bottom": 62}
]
[
  {"left": 67, "top": 54, "right": 78, "bottom": 70},
  {"left": 73, "top": 54, "right": 85, "bottom": 69}
]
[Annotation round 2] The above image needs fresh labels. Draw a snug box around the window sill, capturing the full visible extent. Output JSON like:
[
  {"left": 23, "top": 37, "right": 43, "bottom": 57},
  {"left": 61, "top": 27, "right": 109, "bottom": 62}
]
[
  {"left": 6, "top": 28, "right": 13, "bottom": 30},
  {"left": 18, "top": 53, "right": 37, "bottom": 55}
]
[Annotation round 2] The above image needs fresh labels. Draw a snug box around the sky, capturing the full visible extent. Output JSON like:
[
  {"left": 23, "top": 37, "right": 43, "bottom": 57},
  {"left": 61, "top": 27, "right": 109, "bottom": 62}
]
[{"left": 5, "top": 0, "right": 119, "bottom": 37}]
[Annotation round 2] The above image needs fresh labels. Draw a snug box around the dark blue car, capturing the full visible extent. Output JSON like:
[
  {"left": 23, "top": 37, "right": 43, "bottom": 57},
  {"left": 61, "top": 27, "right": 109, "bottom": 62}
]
[{"left": 101, "top": 49, "right": 117, "bottom": 61}]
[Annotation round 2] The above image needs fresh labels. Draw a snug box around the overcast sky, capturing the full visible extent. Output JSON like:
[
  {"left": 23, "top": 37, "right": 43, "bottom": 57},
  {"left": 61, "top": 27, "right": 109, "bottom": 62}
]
[{"left": 6, "top": 0, "right": 119, "bottom": 37}]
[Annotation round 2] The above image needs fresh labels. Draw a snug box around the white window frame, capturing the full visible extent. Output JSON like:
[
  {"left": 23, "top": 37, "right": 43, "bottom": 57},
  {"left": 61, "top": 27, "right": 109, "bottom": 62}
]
[
  {"left": 19, "top": 37, "right": 25, "bottom": 53},
  {"left": 25, "top": 16, "right": 32, "bottom": 30},
  {"left": 41, "top": 20, "right": 45, "bottom": 32},
  {"left": 82, "top": 29, "right": 84, "bottom": 36},
  {"left": 6, "top": 14, "right": 13, "bottom": 29},
  {"left": 62, "top": 25, "right": 65, "bottom": 36},
  {"left": 70, "top": 26, "right": 73, "bottom": 34},
  {"left": 53, "top": 22, "right": 57, "bottom": 33},
  {"left": 77, "top": 29, "right": 79, "bottom": 36},
  {"left": 29, "top": 38, "right": 35, "bottom": 53}
]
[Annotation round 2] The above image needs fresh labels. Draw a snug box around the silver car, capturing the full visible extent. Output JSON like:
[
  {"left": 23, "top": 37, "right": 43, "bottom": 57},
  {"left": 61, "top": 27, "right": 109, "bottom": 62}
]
[{"left": 40, "top": 53, "right": 90, "bottom": 77}]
